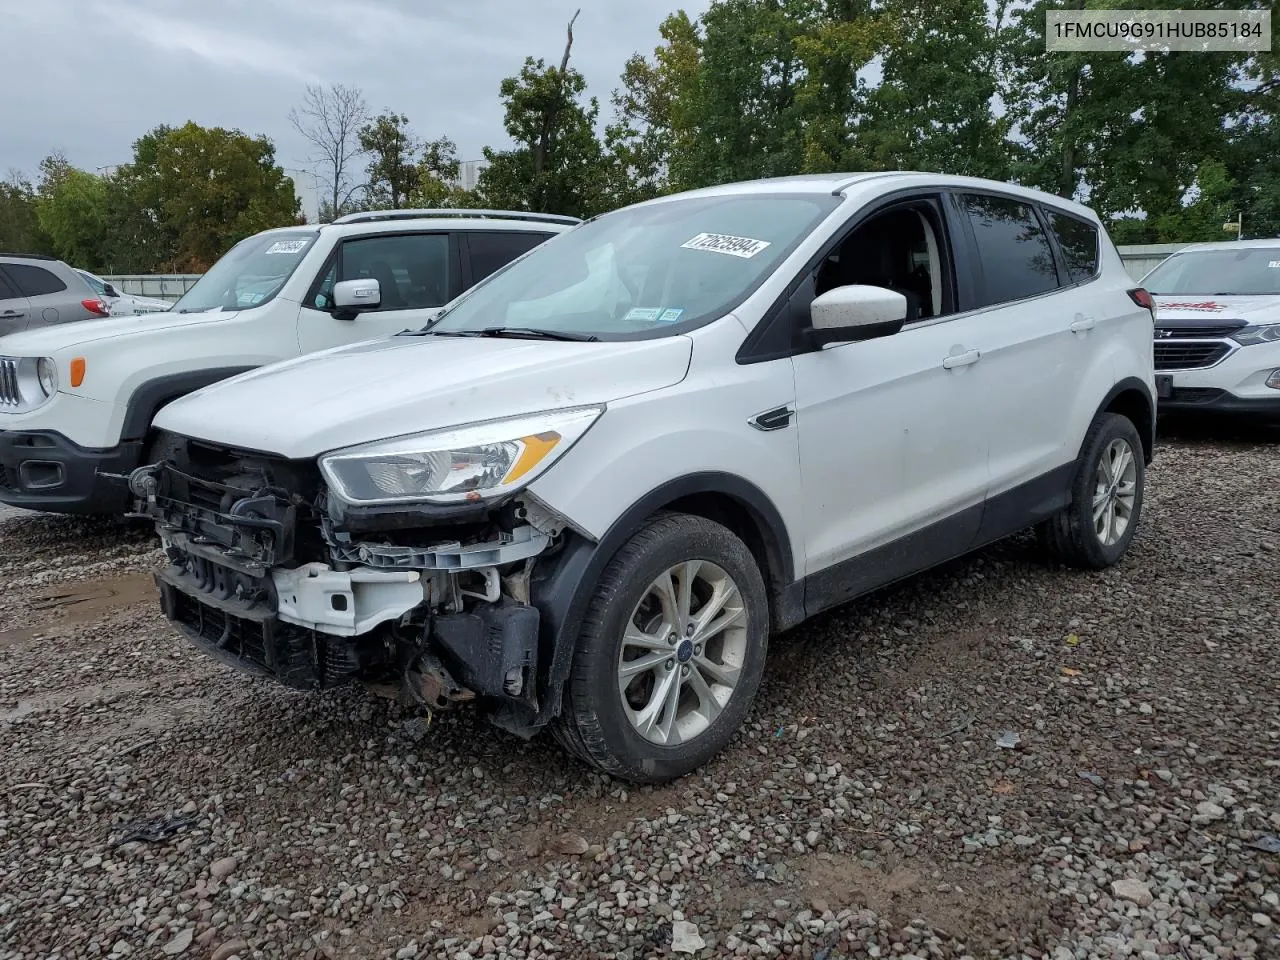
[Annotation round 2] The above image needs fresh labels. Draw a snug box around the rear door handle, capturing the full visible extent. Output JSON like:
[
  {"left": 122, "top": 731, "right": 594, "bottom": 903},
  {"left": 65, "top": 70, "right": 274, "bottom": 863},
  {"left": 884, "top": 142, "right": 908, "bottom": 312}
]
[
  {"left": 0, "top": 311, "right": 25, "bottom": 319},
  {"left": 942, "top": 349, "right": 980, "bottom": 369},
  {"left": 1070, "top": 315, "right": 1096, "bottom": 333}
]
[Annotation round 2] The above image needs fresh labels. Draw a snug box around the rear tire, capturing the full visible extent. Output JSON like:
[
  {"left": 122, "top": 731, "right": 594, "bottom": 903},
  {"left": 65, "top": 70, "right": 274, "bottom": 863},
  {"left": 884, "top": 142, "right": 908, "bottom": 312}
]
[
  {"left": 1038, "top": 412, "right": 1145, "bottom": 570},
  {"left": 552, "top": 512, "right": 769, "bottom": 784}
]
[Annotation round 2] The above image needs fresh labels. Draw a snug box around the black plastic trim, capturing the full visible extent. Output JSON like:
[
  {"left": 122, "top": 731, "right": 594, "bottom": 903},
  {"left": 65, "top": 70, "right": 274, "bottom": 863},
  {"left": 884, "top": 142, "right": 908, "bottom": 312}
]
[
  {"left": 120, "top": 367, "right": 258, "bottom": 443},
  {"left": 1158, "top": 391, "right": 1280, "bottom": 419},
  {"left": 1096, "top": 376, "right": 1157, "bottom": 464},
  {"left": 0, "top": 428, "right": 142, "bottom": 514}
]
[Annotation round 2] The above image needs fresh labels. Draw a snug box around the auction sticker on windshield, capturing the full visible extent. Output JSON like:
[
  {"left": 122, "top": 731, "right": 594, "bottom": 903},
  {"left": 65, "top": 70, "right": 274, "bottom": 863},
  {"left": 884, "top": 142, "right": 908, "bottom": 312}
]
[
  {"left": 681, "top": 233, "right": 771, "bottom": 258},
  {"left": 265, "top": 239, "right": 309, "bottom": 255}
]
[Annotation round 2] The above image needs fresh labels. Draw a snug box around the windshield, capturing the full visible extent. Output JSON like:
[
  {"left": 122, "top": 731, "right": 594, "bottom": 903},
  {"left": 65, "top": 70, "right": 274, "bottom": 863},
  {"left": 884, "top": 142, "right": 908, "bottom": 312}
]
[
  {"left": 171, "top": 230, "right": 319, "bottom": 313},
  {"left": 427, "top": 192, "right": 842, "bottom": 339},
  {"left": 1144, "top": 248, "right": 1280, "bottom": 297}
]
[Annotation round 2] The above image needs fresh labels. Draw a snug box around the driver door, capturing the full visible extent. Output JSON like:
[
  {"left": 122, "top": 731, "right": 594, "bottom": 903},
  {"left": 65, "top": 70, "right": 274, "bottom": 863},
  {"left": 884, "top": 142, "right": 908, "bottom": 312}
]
[
  {"left": 297, "top": 232, "right": 460, "bottom": 354},
  {"left": 790, "top": 194, "right": 991, "bottom": 601}
]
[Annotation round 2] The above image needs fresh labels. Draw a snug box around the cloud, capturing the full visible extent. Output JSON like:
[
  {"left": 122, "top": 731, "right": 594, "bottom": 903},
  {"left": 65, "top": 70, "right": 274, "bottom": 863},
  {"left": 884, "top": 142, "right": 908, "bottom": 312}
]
[{"left": 0, "top": 0, "right": 712, "bottom": 178}]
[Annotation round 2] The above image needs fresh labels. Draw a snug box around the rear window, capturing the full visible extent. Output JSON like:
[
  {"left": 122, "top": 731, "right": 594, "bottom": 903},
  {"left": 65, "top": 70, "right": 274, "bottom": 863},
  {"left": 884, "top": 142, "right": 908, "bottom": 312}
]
[
  {"left": 1045, "top": 210, "right": 1099, "bottom": 283},
  {"left": 6, "top": 263, "right": 68, "bottom": 297},
  {"left": 960, "top": 194, "right": 1060, "bottom": 307}
]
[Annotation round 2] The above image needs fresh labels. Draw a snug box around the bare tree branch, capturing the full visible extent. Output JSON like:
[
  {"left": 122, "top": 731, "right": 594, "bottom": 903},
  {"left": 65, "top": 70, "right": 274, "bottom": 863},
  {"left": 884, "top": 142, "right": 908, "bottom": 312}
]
[
  {"left": 535, "top": 9, "right": 582, "bottom": 178},
  {"left": 289, "top": 83, "right": 371, "bottom": 220}
]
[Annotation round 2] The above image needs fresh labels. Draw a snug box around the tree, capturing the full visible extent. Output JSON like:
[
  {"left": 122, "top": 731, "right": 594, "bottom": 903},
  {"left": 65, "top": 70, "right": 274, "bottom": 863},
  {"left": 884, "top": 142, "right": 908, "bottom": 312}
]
[
  {"left": 125, "top": 122, "right": 301, "bottom": 271},
  {"left": 860, "top": 0, "right": 1009, "bottom": 178},
  {"left": 604, "top": 11, "right": 703, "bottom": 202},
  {"left": 408, "top": 136, "right": 474, "bottom": 208},
  {"left": 0, "top": 172, "right": 53, "bottom": 255},
  {"left": 289, "top": 83, "right": 370, "bottom": 220},
  {"left": 34, "top": 164, "right": 112, "bottom": 270},
  {"left": 359, "top": 112, "right": 420, "bottom": 208},
  {"left": 476, "top": 11, "right": 610, "bottom": 217}
]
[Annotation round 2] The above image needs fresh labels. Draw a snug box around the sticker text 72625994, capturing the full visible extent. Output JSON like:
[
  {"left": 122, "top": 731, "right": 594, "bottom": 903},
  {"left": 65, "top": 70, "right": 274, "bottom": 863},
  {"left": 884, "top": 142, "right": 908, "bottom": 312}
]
[
  {"left": 265, "top": 239, "right": 309, "bottom": 255},
  {"left": 680, "top": 233, "right": 771, "bottom": 259}
]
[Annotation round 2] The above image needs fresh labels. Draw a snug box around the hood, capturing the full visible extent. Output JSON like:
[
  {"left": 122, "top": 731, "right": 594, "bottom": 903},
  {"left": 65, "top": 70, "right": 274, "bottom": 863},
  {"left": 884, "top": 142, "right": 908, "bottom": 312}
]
[
  {"left": 154, "top": 333, "right": 694, "bottom": 458},
  {"left": 0, "top": 309, "right": 233, "bottom": 355},
  {"left": 1152, "top": 294, "right": 1280, "bottom": 326}
]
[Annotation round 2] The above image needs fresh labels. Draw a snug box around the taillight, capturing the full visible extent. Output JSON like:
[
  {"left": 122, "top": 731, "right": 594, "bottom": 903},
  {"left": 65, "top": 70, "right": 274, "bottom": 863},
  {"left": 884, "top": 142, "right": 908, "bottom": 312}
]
[
  {"left": 1127, "top": 287, "right": 1155, "bottom": 317},
  {"left": 82, "top": 298, "right": 110, "bottom": 316}
]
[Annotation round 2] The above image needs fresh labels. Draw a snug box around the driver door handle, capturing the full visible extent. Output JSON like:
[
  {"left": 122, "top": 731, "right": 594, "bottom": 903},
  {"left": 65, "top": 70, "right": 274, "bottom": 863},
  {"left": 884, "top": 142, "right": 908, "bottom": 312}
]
[
  {"left": 942, "top": 349, "right": 980, "bottom": 369},
  {"left": 1070, "top": 315, "right": 1096, "bottom": 333}
]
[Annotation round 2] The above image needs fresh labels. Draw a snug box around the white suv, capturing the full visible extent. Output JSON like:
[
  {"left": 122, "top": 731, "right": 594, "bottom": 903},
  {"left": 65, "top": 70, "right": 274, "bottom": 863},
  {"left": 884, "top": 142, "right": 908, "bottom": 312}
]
[
  {"left": 1140, "top": 239, "right": 1280, "bottom": 421},
  {"left": 130, "top": 173, "right": 1157, "bottom": 783},
  {"left": 0, "top": 210, "right": 576, "bottom": 514}
]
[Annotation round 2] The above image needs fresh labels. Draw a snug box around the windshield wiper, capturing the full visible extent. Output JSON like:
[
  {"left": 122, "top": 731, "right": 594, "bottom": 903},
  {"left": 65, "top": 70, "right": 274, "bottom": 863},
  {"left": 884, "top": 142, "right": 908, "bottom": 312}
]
[{"left": 476, "top": 326, "right": 599, "bottom": 342}]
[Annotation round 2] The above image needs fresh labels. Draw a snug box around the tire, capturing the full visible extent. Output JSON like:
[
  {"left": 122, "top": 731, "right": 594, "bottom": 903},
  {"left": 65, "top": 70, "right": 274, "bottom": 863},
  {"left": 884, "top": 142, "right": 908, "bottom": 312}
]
[
  {"left": 1038, "top": 412, "right": 1146, "bottom": 570},
  {"left": 552, "top": 512, "right": 769, "bottom": 784}
]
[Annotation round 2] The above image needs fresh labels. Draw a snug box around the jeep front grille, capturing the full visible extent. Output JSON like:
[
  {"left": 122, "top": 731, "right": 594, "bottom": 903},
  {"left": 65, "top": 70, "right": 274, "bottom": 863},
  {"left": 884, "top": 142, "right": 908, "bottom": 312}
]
[
  {"left": 1154, "top": 342, "right": 1232, "bottom": 371},
  {"left": 0, "top": 358, "right": 20, "bottom": 407}
]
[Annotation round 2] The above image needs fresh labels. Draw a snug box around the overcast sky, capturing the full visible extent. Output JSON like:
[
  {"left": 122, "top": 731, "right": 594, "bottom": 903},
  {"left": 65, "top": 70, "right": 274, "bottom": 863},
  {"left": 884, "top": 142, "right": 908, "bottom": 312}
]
[{"left": 0, "top": 0, "right": 711, "bottom": 180}]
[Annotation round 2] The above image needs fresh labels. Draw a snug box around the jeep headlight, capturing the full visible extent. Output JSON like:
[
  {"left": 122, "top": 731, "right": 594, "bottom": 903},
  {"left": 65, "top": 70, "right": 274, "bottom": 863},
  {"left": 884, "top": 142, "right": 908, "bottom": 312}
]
[
  {"left": 1231, "top": 324, "right": 1280, "bottom": 346},
  {"left": 319, "top": 405, "right": 604, "bottom": 505},
  {"left": 36, "top": 357, "right": 57, "bottom": 397}
]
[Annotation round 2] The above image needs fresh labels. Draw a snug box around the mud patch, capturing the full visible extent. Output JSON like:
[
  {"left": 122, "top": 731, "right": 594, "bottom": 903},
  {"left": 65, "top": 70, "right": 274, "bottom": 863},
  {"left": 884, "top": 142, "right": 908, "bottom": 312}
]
[{"left": 0, "top": 572, "right": 157, "bottom": 647}]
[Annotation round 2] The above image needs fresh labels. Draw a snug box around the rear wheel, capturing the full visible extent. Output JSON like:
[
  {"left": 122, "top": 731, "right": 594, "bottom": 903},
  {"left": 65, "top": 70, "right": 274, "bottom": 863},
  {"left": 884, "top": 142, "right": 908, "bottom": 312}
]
[
  {"left": 1038, "top": 412, "right": 1145, "bottom": 570},
  {"left": 553, "top": 512, "right": 769, "bottom": 784}
]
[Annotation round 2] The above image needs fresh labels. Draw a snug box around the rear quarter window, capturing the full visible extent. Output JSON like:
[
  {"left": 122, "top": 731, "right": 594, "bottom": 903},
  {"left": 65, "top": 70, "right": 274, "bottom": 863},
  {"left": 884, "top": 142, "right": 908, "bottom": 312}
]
[
  {"left": 466, "top": 231, "right": 556, "bottom": 284},
  {"left": 1045, "top": 210, "right": 1100, "bottom": 283},
  {"left": 6, "top": 263, "right": 68, "bottom": 297}
]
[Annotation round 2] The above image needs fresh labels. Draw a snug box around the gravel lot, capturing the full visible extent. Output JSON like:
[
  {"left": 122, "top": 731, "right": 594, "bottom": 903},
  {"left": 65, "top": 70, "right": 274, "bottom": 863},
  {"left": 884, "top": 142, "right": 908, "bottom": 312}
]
[{"left": 2, "top": 423, "right": 1278, "bottom": 960}]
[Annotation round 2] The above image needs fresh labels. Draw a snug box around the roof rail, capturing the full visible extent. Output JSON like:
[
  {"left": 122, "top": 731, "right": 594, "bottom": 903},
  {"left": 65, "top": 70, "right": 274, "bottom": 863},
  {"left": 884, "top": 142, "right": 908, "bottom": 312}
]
[
  {"left": 0, "top": 252, "right": 59, "bottom": 261},
  {"left": 330, "top": 208, "right": 582, "bottom": 226}
]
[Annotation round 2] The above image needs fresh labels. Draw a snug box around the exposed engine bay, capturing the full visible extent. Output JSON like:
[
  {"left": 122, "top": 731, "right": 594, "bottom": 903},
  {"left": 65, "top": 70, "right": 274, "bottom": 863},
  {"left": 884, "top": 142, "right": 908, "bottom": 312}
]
[{"left": 128, "top": 432, "right": 572, "bottom": 735}]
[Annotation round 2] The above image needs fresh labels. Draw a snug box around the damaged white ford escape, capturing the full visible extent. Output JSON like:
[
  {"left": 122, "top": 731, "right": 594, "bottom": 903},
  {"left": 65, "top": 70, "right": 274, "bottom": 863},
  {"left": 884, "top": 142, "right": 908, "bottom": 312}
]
[{"left": 131, "top": 173, "right": 1158, "bottom": 783}]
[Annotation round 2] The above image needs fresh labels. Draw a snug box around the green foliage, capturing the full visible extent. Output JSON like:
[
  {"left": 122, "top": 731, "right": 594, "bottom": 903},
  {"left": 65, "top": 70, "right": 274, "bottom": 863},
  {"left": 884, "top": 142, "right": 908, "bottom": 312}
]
[
  {"left": 0, "top": 173, "right": 53, "bottom": 255},
  {"left": 475, "top": 34, "right": 609, "bottom": 218},
  {"left": 35, "top": 165, "right": 111, "bottom": 270},
  {"left": 359, "top": 113, "right": 421, "bottom": 209}
]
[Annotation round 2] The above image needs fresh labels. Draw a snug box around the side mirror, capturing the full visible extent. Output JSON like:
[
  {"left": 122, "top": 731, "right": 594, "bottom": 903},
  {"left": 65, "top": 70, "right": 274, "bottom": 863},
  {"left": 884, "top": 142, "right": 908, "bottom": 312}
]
[
  {"left": 332, "top": 278, "right": 380, "bottom": 319},
  {"left": 103, "top": 282, "right": 119, "bottom": 298},
  {"left": 806, "top": 284, "right": 909, "bottom": 347}
]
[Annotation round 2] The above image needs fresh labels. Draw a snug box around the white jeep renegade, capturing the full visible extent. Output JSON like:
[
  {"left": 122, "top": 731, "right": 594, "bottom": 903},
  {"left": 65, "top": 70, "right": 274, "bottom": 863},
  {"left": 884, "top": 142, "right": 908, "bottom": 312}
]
[
  {"left": 131, "top": 173, "right": 1158, "bottom": 783},
  {"left": 0, "top": 210, "right": 576, "bottom": 514}
]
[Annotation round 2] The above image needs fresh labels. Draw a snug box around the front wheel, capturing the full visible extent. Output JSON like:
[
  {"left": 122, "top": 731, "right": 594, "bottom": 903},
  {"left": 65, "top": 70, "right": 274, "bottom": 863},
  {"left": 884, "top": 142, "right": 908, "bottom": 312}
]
[
  {"left": 1038, "top": 412, "right": 1146, "bottom": 570},
  {"left": 553, "top": 512, "right": 769, "bottom": 784}
]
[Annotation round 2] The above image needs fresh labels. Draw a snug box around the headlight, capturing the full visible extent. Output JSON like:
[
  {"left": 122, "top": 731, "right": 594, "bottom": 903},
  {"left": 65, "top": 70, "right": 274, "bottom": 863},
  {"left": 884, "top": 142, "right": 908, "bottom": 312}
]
[
  {"left": 319, "top": 405, "right": 604, "bottom": 505},
  {"left": 36, "top": 357, "right": 57, "bottom": 397},
  {"left": 1231, "top": 324, "right": 1280, "bottom": 346}
]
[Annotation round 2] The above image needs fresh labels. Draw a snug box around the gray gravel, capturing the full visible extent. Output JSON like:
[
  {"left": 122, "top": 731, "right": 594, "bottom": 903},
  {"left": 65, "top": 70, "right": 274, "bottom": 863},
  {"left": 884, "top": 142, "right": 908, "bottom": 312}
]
[{"left": 1, "top": 426, "right": 1278, "bottom": 959}]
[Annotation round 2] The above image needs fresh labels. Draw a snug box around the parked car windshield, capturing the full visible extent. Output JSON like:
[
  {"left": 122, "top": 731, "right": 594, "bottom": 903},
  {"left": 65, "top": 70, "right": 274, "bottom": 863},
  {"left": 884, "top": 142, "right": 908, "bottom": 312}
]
[
  {"left": 1144, "top": 248, "right": 1280, "bottom": 297},
  {"left": 427, "top": 192, "right": 842, "bottom": 339},
  {"left": 171, "top": 230, "right": 319, "bottom": 313}
]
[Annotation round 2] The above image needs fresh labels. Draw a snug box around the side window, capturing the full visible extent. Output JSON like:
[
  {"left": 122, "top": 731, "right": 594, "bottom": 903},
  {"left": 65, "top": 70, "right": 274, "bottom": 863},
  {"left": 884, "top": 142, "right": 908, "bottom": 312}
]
[
  {"left": 7, "top": 264, "right": 68, "bottom": 297},
  {"left": 467, "top": 231, "right": 553, "bottom": 284},
  {"left": 1044, "top": 210, "right": 1099, "bottom": 283},
  {"left": 812, "top": 202, "right": 954, "bottom": 322},
  {"left": 0, "top": 271, "right": 18, "bottom": 302},
  {"left": 308, "top": 233, "right": 450, "bottom": 312},
  {"left": 959, "top": 194, "right": 1059, "bottom": 307}
]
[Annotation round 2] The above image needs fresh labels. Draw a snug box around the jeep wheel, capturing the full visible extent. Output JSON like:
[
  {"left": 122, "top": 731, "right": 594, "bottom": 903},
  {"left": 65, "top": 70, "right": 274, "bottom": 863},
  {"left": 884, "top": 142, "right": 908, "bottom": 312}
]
[
  {"left": 553, "top": 512, "right": 769, "bottom": 784},
  {"left": 1038, "top": 412, "right": 1146, "bottom": 570}
]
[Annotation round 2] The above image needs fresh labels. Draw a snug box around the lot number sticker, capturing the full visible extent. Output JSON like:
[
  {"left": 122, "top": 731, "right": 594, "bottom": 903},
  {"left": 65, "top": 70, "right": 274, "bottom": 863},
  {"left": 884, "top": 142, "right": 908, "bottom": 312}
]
[
  {"left": 265, "top": 239, "right": 309, "bottom": 255},
  {"left": 681, "top": 233, "right": 771, "bottom": 259}
]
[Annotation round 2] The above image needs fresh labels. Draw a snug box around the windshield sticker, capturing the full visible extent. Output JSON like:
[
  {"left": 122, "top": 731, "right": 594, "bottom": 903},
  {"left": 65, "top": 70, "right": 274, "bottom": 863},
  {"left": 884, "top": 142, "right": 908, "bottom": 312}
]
[
  {"left": 265, "top": 239, "right": 309, "bottom": 255},
  {"left": 625, "top": 307, "right": 664, "bottom": 322},
  {"left": 1270, "top": 261, "right": 1280, "bottom": 268},
  {"left": 681, "top": 232, "right": 771, "bottom": 259},
  {"left": 1158, "top": 301, "right": 1226, "bottom": 312},
  {"left": 659, "top": 308, "right": 684, "bottom": 323}
]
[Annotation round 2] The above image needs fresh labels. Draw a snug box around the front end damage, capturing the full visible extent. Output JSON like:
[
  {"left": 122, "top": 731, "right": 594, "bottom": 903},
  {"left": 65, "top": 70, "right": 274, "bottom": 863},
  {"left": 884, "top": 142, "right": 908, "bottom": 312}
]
[{"left": 129, "top": 434, "right": 574, "bottom": 735}]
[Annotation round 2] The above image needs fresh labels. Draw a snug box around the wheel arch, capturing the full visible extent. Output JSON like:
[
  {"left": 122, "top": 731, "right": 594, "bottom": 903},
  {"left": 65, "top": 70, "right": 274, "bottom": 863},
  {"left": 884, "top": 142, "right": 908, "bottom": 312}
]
[
  {"left": 1094, "top": 377, "right": 1156, "bottom": 464},
  {"left": 528, "top": 472, "right": 799, "bottom": 731},
  {"left": 119, "top": 367, "right": 258, "bottom": 444}
]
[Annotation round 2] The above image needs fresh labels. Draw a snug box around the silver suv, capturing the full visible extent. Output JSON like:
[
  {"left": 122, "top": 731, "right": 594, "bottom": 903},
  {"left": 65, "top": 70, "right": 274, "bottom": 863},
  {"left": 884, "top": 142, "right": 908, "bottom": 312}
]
[{"left": 0, "top": 254, "right": 110, "bottom": 337}]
